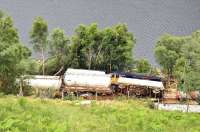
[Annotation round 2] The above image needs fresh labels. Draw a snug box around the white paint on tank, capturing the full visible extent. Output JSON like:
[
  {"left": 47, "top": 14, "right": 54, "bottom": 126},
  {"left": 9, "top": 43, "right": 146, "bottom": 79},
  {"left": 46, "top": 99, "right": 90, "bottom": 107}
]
[
  {"left": 66, "top": 68, "right": 106, "bottom": 75},
  {"left": 118, "top": 77, "right": 164, "bottom": 90},
  {"left": 64, "top": 74, "right": 111, "bottom": 88},
  {"left": 25, "top": 75, "right": 62, "bottom": 89}
]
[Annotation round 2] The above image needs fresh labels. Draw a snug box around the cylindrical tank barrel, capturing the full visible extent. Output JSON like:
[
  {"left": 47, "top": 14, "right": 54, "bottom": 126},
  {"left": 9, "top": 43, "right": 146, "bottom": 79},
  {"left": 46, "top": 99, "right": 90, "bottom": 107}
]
[
  {"left": 25, "top": 75, "right": 62, "bottom": 90},
  {"left": 66, "top": 68, "right": 106, "bottom": 75},
  {"left": 64, "top": 74, "right": 111, "bottom": 88}
]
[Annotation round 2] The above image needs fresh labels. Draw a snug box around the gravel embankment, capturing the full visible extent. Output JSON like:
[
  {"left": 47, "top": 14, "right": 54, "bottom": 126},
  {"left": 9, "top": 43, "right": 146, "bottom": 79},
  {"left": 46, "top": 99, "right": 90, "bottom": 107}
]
[{"left": 155, "top": 103, "right": 200, "bottom": 113}]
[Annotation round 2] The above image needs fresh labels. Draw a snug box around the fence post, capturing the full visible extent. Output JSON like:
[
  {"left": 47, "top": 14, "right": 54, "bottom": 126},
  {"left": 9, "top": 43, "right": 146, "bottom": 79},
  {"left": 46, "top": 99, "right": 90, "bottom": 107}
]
[
  {"left": 95, "top": 91, "right": 97, "bottom": 101},
  {"left": 62, "top": 89, "right": 64, "bottom": 100}
]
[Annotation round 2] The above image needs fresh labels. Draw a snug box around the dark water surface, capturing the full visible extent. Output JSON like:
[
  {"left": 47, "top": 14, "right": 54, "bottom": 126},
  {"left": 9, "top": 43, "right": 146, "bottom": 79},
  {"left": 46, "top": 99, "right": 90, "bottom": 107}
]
[{"left": 0, "top": 0, "right": 200, "bottom": 64}]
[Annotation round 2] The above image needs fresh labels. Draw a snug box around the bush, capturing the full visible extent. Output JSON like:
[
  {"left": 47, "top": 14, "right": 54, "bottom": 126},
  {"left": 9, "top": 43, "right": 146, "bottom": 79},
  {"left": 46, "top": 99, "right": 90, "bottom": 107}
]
[
  {"left": 147, "top": 100, "right": 155, "bottom": 109},
  {"left": 0, "top": 92, "right": 4, "bottom": 98},
  {"left": 197, "top": 95, "right": 200, "bottom": 105},
  {"left": 0, "top": 96, "right": 200, "bottom": 131}
]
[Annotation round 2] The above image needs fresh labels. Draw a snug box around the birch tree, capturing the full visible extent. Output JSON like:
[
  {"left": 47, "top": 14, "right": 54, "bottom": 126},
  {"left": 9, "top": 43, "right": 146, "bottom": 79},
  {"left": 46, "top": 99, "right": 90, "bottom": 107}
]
[{"left": 30, "top": 17, "right": 48, "bottom": 75}]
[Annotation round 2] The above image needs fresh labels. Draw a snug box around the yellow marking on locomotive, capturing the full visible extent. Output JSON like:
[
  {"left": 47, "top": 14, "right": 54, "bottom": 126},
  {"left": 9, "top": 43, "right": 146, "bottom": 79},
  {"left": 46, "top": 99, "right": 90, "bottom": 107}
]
[{"left": 111, "top": 74, "right": 119, "bottom": 84}]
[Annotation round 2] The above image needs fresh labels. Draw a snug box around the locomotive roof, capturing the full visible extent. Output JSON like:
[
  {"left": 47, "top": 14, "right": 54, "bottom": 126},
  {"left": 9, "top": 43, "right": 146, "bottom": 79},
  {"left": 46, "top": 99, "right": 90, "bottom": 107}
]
[{"left": 112, "top": 72, "right": 162, "bottom": 82}]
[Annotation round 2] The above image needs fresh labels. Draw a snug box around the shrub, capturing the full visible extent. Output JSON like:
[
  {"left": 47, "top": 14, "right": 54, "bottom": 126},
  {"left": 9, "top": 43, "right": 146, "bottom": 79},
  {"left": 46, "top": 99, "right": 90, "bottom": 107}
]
[{"left": 197, "top": 94, "right": 200, "bottom": 105}]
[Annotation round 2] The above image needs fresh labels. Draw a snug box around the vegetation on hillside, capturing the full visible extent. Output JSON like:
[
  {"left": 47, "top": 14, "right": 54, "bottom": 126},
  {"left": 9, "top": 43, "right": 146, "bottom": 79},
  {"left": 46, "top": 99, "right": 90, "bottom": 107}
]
[
  {"left": 0, "top": 96, "right": 200, "bottom": 132},
  {"left": 154, "top": 32, "right": 200, "bottom": 93},
  {"left": 0, "top": 10, "right": 31, "bottom": 94},
  {"left": 0, "top": 8, "right": 200, "bottom": 132},
  {"left": 0, "top": 9, "right": 200, "bottom": 97},
  {"left": 0, "top": 10, "right": 136, "bottom": 93}
]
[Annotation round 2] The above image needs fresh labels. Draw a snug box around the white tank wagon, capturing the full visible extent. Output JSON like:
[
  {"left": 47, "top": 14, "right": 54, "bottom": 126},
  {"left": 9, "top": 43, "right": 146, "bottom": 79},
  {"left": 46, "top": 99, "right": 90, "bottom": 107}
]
[
  {"left": 63, "top": 70, "right": 112, "bottom": 93},
  {"left": 66, "top": 68, "right": 106, "bottom": 75},
  {"left": 24, "top": 75, "right": 62, "bottom": 90},
  {"left": 110, "top": 72, "right": 165, "bottom": 97},
  {"left": 64, "top": 74, "right": 111, "bottom": 88},
  {"left": 117, "top": 77, "right": 164, "bottom": 90}
]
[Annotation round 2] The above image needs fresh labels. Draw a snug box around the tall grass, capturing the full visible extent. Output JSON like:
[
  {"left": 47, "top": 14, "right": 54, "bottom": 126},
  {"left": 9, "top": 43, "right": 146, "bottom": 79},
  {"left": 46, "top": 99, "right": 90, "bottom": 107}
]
[{"left": 0, "top": 96, "right": 200, "bottom": 132}]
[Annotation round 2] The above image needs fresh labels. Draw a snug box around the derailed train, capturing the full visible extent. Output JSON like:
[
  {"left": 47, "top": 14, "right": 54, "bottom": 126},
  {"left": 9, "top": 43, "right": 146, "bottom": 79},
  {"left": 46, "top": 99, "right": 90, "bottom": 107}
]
[{"left": 25, "top": 68, "right": 165, "bottom": 98}]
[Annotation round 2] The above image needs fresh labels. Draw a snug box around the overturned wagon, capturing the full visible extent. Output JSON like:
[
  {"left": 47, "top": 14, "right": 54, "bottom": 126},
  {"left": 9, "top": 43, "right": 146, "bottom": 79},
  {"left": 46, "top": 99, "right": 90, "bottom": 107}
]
[
  {"left": 25, "top": 75, "right": 62, "bottom": 90},
  {"left": 63, "top": 69, "right": 112, "bottom": 94},
  {"left": 111, "top": 72, "right": 164, "bottom": 97}
]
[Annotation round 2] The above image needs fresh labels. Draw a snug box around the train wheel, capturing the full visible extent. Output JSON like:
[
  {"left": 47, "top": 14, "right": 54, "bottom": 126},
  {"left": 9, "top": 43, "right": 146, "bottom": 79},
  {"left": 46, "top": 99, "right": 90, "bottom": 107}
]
[{"left": 153, "top": 89, "right": 160, "bottom": 94}]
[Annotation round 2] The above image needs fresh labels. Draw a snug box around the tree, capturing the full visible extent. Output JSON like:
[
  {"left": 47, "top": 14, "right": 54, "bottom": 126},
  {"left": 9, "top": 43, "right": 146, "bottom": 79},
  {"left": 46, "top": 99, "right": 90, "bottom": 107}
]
[
  {"left": 136, "top": 59, "right": 151, "bottom": 73},
  {"left": 48, "top": 28, "right": 70, "bottom": 74},
  {"left": 70, "top": 23, "right": 135, "bottom": 72},
  {"left": 178, "top": 34, "right": 200, "bottom": 90},
  {"left": 0, "top": 11, "right": 31, "bottom": 93},
  {"left": 101, "top": 24, "right": 135, "bottom": 72},
  {"left": 30, "top": 17, "right": 48, "bottom": 75},
  {"left": 70, "top": 23, "right": 103, "bottom": 69},
  {"left": 154, "top": 34, "right": 186, "bottom": 77},
  {"left": 174, "top": 33, "right": 200, "bottom": 111}
]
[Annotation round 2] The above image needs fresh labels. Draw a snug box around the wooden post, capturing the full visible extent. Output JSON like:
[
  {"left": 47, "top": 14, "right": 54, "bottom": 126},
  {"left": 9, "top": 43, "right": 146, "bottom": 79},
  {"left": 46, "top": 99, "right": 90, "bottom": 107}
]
[
  {"left": 36, "top": 88, "right": 39, "bottom": 97},
  {"left": 150, "top": 88, "right": 152, "bottom": 97},
  {"left": 72, "top": 91, "right": 74, "bottom": 100},
  {"left": 95, "top": 91, "right": 97, "bottom": 101},
  {"left": 68, "top": 88, "right": 70, "bottom": 100},
  {"left": 19, "top": 80, "right": 23, "bottom": 96},
  {"left": 76, "top": 90, "right": 78, "bottom": 100},
  {"left": 121, "top": 86, "right": 123, "bottom": 96},
  {"left": 162, "top": 90, "right": 164, "bottom": 104},
  {"left": 48, "top": 88, "right": 51, "bottom": 98},
  {"left": 62, "top": 89, "right": 64, "bottom": 100},
  {"left": 127, "top": 88, "right": 130, "bottom": 99},
  {"left": 186, "top": 91, "right": 190, "bottom": 112}
]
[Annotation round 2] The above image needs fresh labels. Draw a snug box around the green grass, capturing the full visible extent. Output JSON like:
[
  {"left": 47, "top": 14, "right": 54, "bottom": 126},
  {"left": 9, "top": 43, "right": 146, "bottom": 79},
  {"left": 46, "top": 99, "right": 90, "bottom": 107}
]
[{"left": 0, "top": 96, "right": 200, "bottom": 132}]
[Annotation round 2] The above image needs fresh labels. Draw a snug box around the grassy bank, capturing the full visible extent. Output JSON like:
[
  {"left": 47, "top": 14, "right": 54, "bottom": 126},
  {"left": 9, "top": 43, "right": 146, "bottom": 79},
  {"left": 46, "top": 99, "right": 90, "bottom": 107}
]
[{"left": 0, "top": 96, "right": 200, "bottom": 132}]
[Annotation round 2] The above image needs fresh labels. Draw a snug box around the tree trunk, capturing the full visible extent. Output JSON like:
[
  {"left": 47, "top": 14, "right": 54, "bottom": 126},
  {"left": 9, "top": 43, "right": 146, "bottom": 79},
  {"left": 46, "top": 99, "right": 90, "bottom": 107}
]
[
  {"left": 41, "top": 47, "right": 45, "bottom": 75},
  {"left": 19, "top": 79, "right": 23, "bottom": 96},
  {"left": 186, "top": 90, "right": 190, "bottom": 112},
  {"left": 93, "top": 44, "right": 103, "bottom": 69},
  {"left": 109, "top": 49, "right": 112, "bottom": 73},
  {"left": 88, "top": 48, "right": 92, "bottom": 70},
  {"left": 88, "top": 55, "right": 92, "bottom": 70}
]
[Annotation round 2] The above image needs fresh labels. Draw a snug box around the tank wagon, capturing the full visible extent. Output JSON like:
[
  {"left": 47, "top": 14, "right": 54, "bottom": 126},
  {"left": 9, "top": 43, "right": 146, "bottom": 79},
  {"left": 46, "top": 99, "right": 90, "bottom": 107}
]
[
  {"left": 63, "top": 68, "right": 112, "bottom": 94},
  {"left": 25, "top": 75, "right": 62, "bottom": 90},
  {"left": 24, "top": 68, "right": 165, "bottom": 98},
  {"left": 111, "top": 72, "right": 164, "bottom": 97}
]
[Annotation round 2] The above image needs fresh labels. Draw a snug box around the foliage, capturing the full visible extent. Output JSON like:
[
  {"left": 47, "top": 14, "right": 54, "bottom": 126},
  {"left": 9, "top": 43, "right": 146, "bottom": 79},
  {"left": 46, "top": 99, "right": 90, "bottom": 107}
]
[
  {"left": 16, "top": 59, "right": 40, "bottom": 75},
  {"left": 135, "top": 59, "right": 151, "bottom": 73},
  {"left": 70, "top": 23, "right": 135, "bottom": 72},
  {"left": 0, "top": 96, "right": 200, "bottom": 132},
  {"left": 101, "top": 24, "right": 135, "bottom": 72},
  {"left": 0, "top": 11, "right": 31, "bottom": 94},
  {"left": 149, "top": 67, "right": 160, "bottom": 76},
  {"left": 173, "top": 31, "right": 200, "bottom": 91},
  {"left": 30, "top": 17, "right": 48, "bottom": 75},
  {"left": 197, "top": 95, "right": 200, "bottom": 105},
  {"left": 47, "top": 28, "right": 70, "bottom": 74},
  {"left": 154, "top": 34, "right": 186, "bottom": 76},
  {"left": 70, "top": 23, "right": 103, "bottom": 69},
  {"left": 48, "top": 28, "right": 70, "bottom": 57},
  {"left": 44, "top": 57, "right": 62, "bottom": 75},
  {"left": 156, "top": 31, "right": 200, "bottom": 108}
]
